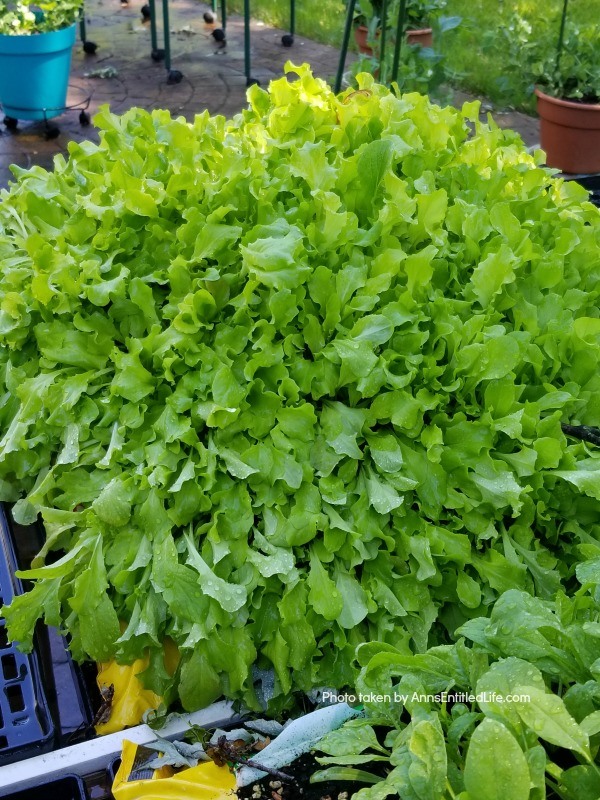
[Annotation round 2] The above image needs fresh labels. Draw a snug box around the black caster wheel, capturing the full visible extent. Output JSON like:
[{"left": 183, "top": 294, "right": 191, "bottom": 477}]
[
  {"left": 4, "top": 116, "right": 18, "bottom": 131},
  {"left": 167, "top": 69, "right": 183, "bottom": 85},
  {"left": 44, "top": 124, "right": 60, "bottom": 140},
  {"left": 281, "top": 34, "right": 294, "bottom": 46},
  {"left": 141, "top": 4, "right": 151, "bottom": 20},
  {"left": 79, "top": 110, "right": 91, "bottom": 127},
  {"left": 246, "top": 77, "right": 260, "bottom": 87},
  {"left": 151, "top": 48, "right": 165, "bottom": 62},
  {"left": 83, "top": 40, "right": 98, "bottom": 54}
]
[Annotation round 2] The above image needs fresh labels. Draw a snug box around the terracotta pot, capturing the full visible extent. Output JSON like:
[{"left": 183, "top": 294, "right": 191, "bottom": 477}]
[
  {"left": 354, "top": 24, "right": 433, "bottom": 56},
  {"left": 535, "top": 87, "right": 600, "bottom": 174},
  {"left": 354, "top": 24, "right": 375, "bottom": 55},
  {"left": 406, "top": 27, "right": 433, "bottom": 47}
]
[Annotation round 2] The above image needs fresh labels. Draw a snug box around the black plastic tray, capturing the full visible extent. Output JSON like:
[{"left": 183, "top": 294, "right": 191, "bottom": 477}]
[
  {"left": 0, "top": 506, "right": 55, "bottom": 765},
  {"left": 1, "top": 774, "right": 89, "bottom": 800},
  {"left": 3, "top": 507, "right": 96, "bottom": 749}
]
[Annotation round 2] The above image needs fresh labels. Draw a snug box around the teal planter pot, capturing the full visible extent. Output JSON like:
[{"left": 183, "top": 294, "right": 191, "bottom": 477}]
[{"left": 0, "top": 24, "right": 76, "bottom": 120}]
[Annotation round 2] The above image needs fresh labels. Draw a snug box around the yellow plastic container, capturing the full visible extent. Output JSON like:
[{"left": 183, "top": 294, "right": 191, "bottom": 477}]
[
  {"left": 112, "top": 740, "right": 237, "bottom": 800},
  {"left": 96, "top": 640, "right": 180, "bottom": 735},
  {"left": 95, "top": 659, "right": 164, "bottom": 735}
]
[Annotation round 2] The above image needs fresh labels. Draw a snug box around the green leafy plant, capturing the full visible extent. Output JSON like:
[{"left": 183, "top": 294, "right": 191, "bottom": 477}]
[
  {"left": 482, "top": 11, "right": 600, "bottom": 106},
  {"left": 349, "top": 43, "right": 447, "bottom": 98},
  {"left": 352, "top": 0, "right": 447, "bottom": 30},
  {"left": 0, "top": 64, "right": 599, "bottom": 714},
  {"left": 349, "top": 14, "right": 460, "bottom": 94},
  {"left": 398, "top": 0, "right": 447, "bottom": 30},
  {"left": 0, "top": 0, "right": 83, "bottom": 34},
  {"left": 314, "top": 569, "right": 600, "bottom": 799},
  {"left": 537, "top": 22, "right": 600, "bottom": 103}
]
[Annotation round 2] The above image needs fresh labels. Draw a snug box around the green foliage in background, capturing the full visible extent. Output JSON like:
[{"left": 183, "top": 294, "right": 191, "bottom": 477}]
[
  {"left": 483, "top": 15, "right": 600, "bottom": 105},
  {"left": 226, "top": 0, "right": 600, "bottom": 109},
  {"left": 0, "top": 0, "right": 83, "bottom": 34}
]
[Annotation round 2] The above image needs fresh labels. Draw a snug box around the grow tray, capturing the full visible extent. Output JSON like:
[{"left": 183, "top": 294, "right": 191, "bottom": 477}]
[
  {"left": 0, "top": 503, "right": 240, "bottom": 797},
  {"left": 1, "top": 774, "right": 89, "bottom": 800},
  {"left": 0, "top": 507, "right": 55, "bottom": 767},
  {"left": 0, "top": 701, "right": 238, "bottom": 797},
  {"left": 1, "top": 507, "right": 95, "bottom": 750}
]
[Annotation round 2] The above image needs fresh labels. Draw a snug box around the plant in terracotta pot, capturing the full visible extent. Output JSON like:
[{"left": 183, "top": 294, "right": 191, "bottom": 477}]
[
  {"left": 352, "top": 0, "right": 446, "bottom": 55},
  {"left": 352, "top": 0, "right": 379, "bottom": 55},
  {"left": 533, "top": 3, "right": 600, "bottom": 174},
  {"left": 480, "top": 4, "right": 599, "bottom": 174},
  {"left": 0, "top": 0, "right": 84, "bottom": 128},
  {"left": 349, "top": 3, "right": 460, "bottom": 94},
  {"left": 402, "top": 0, "right": 447, "bottom": 46}
]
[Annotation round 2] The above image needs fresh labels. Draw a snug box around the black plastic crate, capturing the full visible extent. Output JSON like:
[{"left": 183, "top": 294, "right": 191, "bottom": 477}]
[
  {"left": 1, "top": 774, "right": 88, "bottom": 800},
  {"left": 2, "top": 507, "right": 95, "bottom": 748},
  {"left": 107, "top": 756, "right": 121, "bottom": 785},
  {"left": 0, "top": 506, "right": 54, "bottom": 765}
]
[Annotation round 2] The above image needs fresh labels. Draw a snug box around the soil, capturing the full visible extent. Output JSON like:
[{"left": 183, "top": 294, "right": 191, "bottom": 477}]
[{"left": 236, "top": 752, "right": 370, "bottom": 800}]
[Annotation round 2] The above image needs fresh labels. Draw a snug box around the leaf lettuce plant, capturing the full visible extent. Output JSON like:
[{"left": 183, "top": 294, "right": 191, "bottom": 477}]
[
  {"left": 314, "top": 568, "right": 600, "bottom": 799},
  {"left": 0, "top": 64, "right": 599, "bottom": 710}
]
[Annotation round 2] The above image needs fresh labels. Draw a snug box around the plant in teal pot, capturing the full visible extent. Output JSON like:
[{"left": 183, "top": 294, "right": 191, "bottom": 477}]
[{"left": 0, "top": 1, "right": 84, "bottom": 126}]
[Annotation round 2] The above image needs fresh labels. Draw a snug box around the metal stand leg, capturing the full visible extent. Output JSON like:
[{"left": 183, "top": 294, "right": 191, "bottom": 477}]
[
  {"left": 80, "top": 8, "right": 98, "bottom": 53},
  {"left": 149, "top": 0, "right": 165, "bottom": 60},
  {"left": 162, "top": 0, "right": 172, "bottom": 70},
  {"left": 391, "top": 0, "right": 408, "bottom": 86},
  {"left": 244, "top": 0, "right": 258, "bottom": 85},
  {"left": 379, "top": 0, "right": 388, "bottom": 83},
  {"left": 162, "top": 0, "right": 183, "bottom": 83},
  {"left": 211, "top": 0, "right": 226, "bottom": 50},
  {"left": 334, "top": 0, "right": 356, "bottom": 92},
  {"left": 282, "top": 0, "right": 294, "bottom": 46}
]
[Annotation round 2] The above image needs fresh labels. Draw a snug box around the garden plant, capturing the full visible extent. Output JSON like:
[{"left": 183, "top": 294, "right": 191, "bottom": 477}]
[
  {"left": 0, "top": 62, "right": 600, "bottom": 796},
  {"left": 0, "top": 0, "right": 83, "bottom": 34}
]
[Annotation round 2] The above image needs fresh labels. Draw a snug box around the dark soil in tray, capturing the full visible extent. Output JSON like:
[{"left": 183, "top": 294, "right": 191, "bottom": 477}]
[{"left": 237, "top": 752, "right": 371, "bottom": 800}]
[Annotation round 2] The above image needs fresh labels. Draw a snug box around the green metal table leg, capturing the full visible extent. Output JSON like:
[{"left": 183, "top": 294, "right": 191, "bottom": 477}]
[
  {"left": 379, "top": 0, "right": 388, "bottom": 84},
  {"left": 281, "top": 0, "right": 294, "bottom": 45},
  {"left": 162, "top": 0, "right": 183, "bottom": 82},
  {"left": 220, "top": 0, "right": 227, "bottom": 33},
  {"left": 212, "top": 0, "right": 217, "bottom": 12},
  {"left": 149, "top": 0, "right": 158, "bottom": 52},
  {"left": 334, "top": 0, "right": 356, "bottom": 93},
  {"left": 79, "top": 5, "right": 98, "bottom": 53},
  {"left": 244, "top": 0, "right": 255, "bottom": 85},
  {"left": 391, "top": 0, "right": 407, "bottom": 86},
  {"left": 162, "top": 0, "right": 171, "bottom": 70}
]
